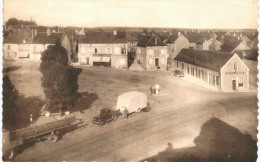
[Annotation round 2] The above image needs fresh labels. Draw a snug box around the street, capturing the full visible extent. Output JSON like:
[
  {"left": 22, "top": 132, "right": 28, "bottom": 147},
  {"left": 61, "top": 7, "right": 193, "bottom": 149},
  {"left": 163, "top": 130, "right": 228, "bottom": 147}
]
[{"left": 4, "top": 61, "right": 257, "bottom": 162}]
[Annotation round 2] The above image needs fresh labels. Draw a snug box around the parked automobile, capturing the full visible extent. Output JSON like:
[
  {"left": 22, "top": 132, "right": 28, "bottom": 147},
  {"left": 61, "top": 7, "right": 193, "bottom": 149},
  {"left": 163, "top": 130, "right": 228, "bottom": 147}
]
[
  {"left": 92, "top": 108, "right": 121, "bottom": 125},
  {"left": 172, "top": 69, "right": 184, "bottom": 77}
]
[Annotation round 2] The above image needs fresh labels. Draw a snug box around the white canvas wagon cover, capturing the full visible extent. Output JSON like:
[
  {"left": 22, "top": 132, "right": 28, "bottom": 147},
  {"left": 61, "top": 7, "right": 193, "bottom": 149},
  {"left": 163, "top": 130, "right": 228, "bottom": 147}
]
[{"left": 116, "top": 91, "right": 147, "bottom": 113}]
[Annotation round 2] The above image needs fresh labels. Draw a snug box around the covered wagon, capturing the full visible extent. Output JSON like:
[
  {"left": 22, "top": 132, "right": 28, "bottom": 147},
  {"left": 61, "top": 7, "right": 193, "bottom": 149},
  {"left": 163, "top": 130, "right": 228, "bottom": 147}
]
[{"left": 116, "top": 91, "right": 149, "bottom": 113}]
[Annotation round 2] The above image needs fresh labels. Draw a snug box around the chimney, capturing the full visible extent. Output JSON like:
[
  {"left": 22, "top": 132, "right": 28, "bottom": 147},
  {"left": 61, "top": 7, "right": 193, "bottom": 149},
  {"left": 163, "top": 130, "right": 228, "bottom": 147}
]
[
  {"left": 185, "top": 30, "right": 187, "bottom": 34},
  {"left": 113, "top": 30, "right": 117, "bottom": 35},
  {"left": 240, "top": 33, "right": 242, "bottom": 37},
  {"left": 178, "top": 32, "right": 181, "bottom": 36},
  {"left": 47, "top": 28, "right": 51, "bottom": 36},
  {"left": 155, "top": 37, "right": 158, "bottom": 45}
]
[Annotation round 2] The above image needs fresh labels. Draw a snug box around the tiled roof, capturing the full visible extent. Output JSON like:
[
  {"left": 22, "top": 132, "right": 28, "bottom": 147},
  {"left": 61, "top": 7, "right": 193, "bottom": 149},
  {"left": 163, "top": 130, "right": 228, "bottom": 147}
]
[
  {"left": 137, "top": 35, "right": 167, "bottom": 47},
  {"left": 79, "top": 31, "right": 127, "bottom": 44},
  {"left": 220, "top": 37, "right": 243, "bottom": 53},
  {"left": 32, "top": 32, "right": 64, "bottom": 44},
  {"left": 165, "top": 34, "right": 179, "bottom": 43},
  {"left": 126, "top": 35, "right": 138, "bottom": 42},
  {"left": 174, "top": 48, "right": 233, "bottom": 72},
  {"left": 3, "top": 30, "right": 33, "bottom": 44}
]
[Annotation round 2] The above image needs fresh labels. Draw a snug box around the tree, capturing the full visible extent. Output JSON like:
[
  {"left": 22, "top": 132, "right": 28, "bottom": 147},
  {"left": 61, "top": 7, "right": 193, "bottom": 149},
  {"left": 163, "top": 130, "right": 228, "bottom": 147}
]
[
  {"left": 6, "top": 18, "right": 19, "bottom": 26},
  {"left": 6, "top": 18, "right": 37, "bottom": 26},
  {"left": 3, "top": 75, "right": 18, "bottom": 129},
  {"left": 39, "top": 42, "right": 81, "bottom": 113}
]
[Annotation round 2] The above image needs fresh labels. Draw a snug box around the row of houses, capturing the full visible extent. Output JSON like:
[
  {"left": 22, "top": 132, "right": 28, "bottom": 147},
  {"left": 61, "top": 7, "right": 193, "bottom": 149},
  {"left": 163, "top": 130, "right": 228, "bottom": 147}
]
[
  {"left": 3, "top": 29, "right": 71, "bottom": 62},
  {"left": 173, "top": 49, "right": 249, "bottom": 92},
  {"left": 3, "top": 27, "right": 255, "bottom": 92}
]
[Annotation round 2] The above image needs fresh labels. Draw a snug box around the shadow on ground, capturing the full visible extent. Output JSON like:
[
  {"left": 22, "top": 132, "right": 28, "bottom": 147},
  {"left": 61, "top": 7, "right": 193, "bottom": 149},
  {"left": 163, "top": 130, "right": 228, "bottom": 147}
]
[
  {"left": 3, "top": 66, "right": 22, "bottom": 73},
  {"left": 14, "top": 95, "right": 44, "bottom": 130},
  {"left": 141, "top": 117, "right": 257, "bottom": 162},
  {"left": 71, "top": 92, "right": 98, "bottom": 113}
]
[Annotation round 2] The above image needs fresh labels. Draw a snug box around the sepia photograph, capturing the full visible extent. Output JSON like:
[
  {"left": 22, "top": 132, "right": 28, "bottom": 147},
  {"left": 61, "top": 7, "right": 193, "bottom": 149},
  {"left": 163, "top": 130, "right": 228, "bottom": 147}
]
[{"left": 1, "top": 0, "right": 259, "bottom": 161}]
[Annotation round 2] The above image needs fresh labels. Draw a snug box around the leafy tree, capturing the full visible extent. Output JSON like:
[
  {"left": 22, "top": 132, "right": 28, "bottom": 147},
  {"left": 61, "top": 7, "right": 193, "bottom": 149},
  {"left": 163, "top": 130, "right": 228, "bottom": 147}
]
[
  {"left": 6, "top": 18, "right": 37, "bottom": 26},
  {"left": 39, "top": 42, "right": 81, "bottom": 112},
  {"left": 6, "top": 18, "right": 19, "bottom": 26},
  {"left": 3, "top": 75, "right": 18, "bottom": 129}
]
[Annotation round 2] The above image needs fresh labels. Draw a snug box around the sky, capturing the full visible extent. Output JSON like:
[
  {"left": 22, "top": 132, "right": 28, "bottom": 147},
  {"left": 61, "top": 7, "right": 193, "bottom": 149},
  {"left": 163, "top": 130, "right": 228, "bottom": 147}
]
[{"left": 3, "top": 0, "right": 259, "bottom": 29}]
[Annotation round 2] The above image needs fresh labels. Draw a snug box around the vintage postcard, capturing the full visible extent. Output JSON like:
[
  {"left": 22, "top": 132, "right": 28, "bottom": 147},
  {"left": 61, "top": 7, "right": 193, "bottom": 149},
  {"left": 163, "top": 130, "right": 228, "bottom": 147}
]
[{"left": 1, "top": 0, "right": 259, "bottom": 161}]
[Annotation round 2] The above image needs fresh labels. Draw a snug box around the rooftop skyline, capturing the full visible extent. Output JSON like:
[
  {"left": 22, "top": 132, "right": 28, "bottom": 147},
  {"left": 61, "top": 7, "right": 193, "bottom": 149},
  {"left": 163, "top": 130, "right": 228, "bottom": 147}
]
[{"left": 3, "top": 0, "right": 258, "bottom": 29}]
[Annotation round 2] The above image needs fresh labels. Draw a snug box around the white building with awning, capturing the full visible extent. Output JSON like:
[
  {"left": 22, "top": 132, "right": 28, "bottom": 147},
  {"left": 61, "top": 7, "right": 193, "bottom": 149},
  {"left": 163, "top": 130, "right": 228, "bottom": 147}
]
[{"left": 78, "top": 31, "right": 128, "bottom": 69}]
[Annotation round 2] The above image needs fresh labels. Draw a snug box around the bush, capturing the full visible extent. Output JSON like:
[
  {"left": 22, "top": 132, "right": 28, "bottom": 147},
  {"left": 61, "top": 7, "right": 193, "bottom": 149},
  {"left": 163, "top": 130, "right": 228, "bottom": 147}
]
[
  {"left": 3, "top": 75, "right": 18, "bottom": 129},
  {"left": 39, "top": 42, "right": 81, "bottom": 112}
]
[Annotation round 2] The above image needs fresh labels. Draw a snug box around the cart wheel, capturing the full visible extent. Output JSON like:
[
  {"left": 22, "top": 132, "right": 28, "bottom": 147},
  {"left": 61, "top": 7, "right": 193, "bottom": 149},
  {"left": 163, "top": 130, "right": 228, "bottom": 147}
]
[
  {"left": 49, "top": 134, "right": 59, "bottom": 143},
  {"left": 5, "top": 149, "right": 15, "bottom": 160},
  {"left": 100, "top": 120, "right": 105, "bottom": 125},
  {"left": 137, "top": 108, "right": 141, "bottom": 113}
]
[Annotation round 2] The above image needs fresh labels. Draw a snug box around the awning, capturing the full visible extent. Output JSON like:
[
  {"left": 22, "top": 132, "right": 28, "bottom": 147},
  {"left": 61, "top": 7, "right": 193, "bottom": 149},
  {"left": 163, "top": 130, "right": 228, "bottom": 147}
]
[
  {"left": 101, "top": 57, "right": 111, "bottom": 62},
  {"left": 18, "top": 51, "right": 29, "bottom": 58},
  {"left": 93, "top": 56, "right": 102, "bottom": 62}
]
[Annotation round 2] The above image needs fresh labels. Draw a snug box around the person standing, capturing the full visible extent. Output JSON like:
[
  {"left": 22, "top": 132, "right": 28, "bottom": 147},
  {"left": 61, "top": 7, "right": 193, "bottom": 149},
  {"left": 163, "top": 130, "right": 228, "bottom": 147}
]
[{"left": 123, "top": 107, "right": 129, "bottom": 120}]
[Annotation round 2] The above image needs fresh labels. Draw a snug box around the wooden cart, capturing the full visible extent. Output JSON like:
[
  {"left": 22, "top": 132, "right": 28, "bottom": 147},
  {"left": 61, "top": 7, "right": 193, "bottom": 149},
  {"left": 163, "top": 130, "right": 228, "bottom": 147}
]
[{"left": 3, "top": 116, "right": 82, "bottom": 160}]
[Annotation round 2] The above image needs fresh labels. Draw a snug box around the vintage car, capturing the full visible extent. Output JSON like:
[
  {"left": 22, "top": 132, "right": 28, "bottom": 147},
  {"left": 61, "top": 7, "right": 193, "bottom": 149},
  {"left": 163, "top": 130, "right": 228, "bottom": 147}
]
[
  {"left": 92, "top": 108, "right": 120, "bottom": 125},
  {"left": 172, "top": 69, "right": 184, "bottom": 77}
]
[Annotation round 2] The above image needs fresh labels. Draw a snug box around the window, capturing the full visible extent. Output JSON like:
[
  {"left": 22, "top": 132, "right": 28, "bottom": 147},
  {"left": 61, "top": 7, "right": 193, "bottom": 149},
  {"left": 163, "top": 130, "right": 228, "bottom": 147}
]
[
  {"left": 200, "top": 70, "right": 204, "bottom": 79},
  {"left": 106, "top": 47, "right": 111, "bottom": 54},
  {"left": 182, "top": 63, "right": 184, "bottom": 70},
  {"left": 7, "top": 45, "right": 10, "bottom": 50},
  {"left": 191, "top": 68, "right": 194, "bottom": 76},
  {"left": 216, "top": 76, "right": 219, "bottom": 86},
  {"left": 176, "top": 61, "right": 179, "bottom": 68},
  {"left": 86, "top": 58, "right": 89, "bottom": 65},
  {"left": 187, "top": 67, "right": 190, "bottom": 74},
  {"left": 94, "top": 48, "right": 98, "bottom": 54},
  {"left": 233, "top": 63, "right": 237, "bottom": 71},
  {"left": 238, "top": 78, "right": 243, "bottom": 87},
  {"left": 213, "top": 75, "right": 219, "bottom": 85},
  {"left": 121, "top": 48, "right": 126, "bottom": 54},
  {"left": 81, "top": 47, "right": 85, "bottom": 53}
]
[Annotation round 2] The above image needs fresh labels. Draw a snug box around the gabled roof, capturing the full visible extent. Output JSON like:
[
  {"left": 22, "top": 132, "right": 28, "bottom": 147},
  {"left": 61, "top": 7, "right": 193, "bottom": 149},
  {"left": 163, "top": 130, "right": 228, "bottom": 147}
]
[
  {"left": 79, "top": 31, "right": 127, "bottom": 44},
  {"left": 137, "top": 35, "right": 167, "bottom": 47},
  {"left": 174, "top": 48, "right": 233, "bottom": 72},
  {"left": 4, "top": 29, "right": 33, "bottom": 44},
  {"left": 32, "top": 32, "right": 64, "bottom": 44},
  {"left": 165, "top": 34, "right": 179, "bottom": 43},
  {"left": 221, "top": 39, "right": 243, "bottom": 53}
]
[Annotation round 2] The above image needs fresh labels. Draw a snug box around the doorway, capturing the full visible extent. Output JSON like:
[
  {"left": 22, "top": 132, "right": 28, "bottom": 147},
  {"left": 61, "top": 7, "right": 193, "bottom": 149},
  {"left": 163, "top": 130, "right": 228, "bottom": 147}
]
[
  {"left": 232, "top": 79, "right": 236, "bottom": 90},
  {"left": 155, "top": 58, "right": 159, "bottom": 66}
]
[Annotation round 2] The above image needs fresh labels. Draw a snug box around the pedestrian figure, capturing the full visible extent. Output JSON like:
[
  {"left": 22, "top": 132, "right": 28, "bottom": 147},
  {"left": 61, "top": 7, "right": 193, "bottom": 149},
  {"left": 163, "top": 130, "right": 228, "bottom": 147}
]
[{"left": 123, "top": 107, "right": 129, "bottom": 120}]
